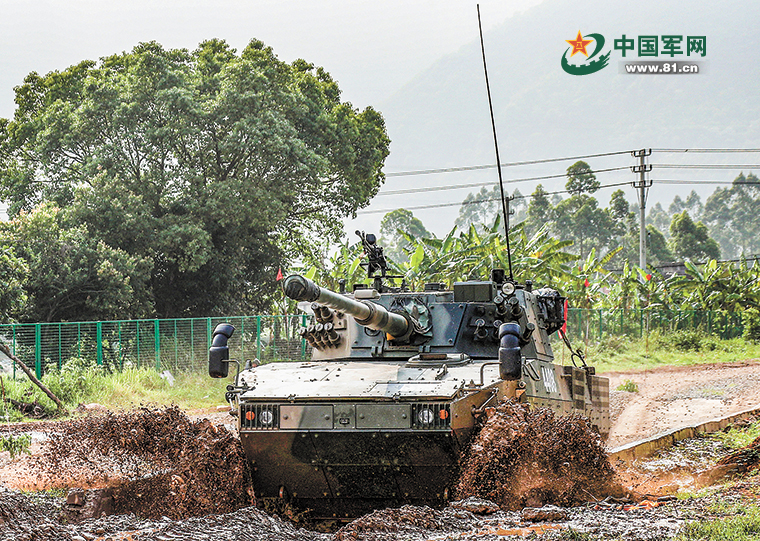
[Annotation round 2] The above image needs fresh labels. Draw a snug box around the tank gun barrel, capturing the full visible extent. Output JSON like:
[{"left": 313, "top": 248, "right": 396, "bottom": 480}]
[{"left": 283, "top": 274, "right": 410, "bottom": 338}]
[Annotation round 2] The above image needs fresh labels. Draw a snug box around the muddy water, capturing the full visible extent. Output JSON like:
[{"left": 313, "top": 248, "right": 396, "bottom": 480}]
[
  {"left": 0, "top": 402, "right": 630, "bottom": 540},
  {"left": 35, "top": 406, "right": 254, "bottom": 519},
  {"left": 456, "top": 401, "right": 621, "bottom": 509}
]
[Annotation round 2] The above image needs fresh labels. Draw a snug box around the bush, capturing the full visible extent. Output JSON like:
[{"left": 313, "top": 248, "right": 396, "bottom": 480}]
[
  {"left": 742, "top": 308, "right": 760, "bottom": 342},
  {"left": 616, "top": 379, "right": 639, "bottom": 393},
  {"left": 657, "top": 329, "right": 706, "bottom": 351},
  {"left": 42, "top": 357, "right": 106, "bottom": 406},
  {"left": 0, "top": 434, "right": 31, "bottom": 459}
]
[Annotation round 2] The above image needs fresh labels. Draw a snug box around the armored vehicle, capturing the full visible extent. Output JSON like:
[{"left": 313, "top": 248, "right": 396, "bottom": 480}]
[{"left": 209, "top": 233, "right": 609, "bottom": 518}]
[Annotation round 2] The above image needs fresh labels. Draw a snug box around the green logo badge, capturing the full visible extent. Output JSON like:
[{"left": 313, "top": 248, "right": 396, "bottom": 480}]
[{"left": 562, "top": 31, "right": 610, "bottom": 75}]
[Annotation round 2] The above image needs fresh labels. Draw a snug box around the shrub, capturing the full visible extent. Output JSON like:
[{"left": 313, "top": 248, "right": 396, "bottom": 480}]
[
  {"left": 0, "top": 434, "right": 31, "bottom": 459},
  {"left": 616, "top": 379, "right": 639, "bottom": 393},
  {"left": 658, "top": 329, "right": 705, "bottom": 352},
  {"left": 742, "top": 308, "right": 760, "bottom": 342}
]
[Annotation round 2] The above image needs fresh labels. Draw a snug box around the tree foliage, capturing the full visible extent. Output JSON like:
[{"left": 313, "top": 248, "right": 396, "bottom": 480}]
[
  {"left": 0, "top": 203, "right": 150, "bottom": 321},
  {"left": 565, "top": 161, "right": 599, "bottom": 195},
  {"left": 0, "top": 39, "right": 389, "bottom": 319},
  {"left": 379, "top": 208, "right": 430, "bottom": 263},
  {"left": 669, "top": 211, "right": 721, "bottom": 262}
]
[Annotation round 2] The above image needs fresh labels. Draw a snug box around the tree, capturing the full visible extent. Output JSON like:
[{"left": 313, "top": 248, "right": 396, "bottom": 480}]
[
  {"left": 646, "top": 225, "right": 674, "bottom": 265},
  {"left": 703, "top": 172, "right": 760, "bottom": 259},
  {"left": 455, "top": 186, "right": 525, "bottom": 233},
  {"left": 646, "top": 202, "right": 671, "bottom": 237},
  {"left": 0, "top": 39, "right": 390, "bottom": 318},
  {"left": 0, "top": 203, "right": 150, "bottom": 322},
  {"left": 668, "top": 191, "right": 703, "bottom": 221},
  {"left": 553, "top": 194, "right": 614, "bottom": 261},
  {"left": 0, "top": 245, "right": 28, "bottom": 322},
  {"left": 669, "top": 211, "right": 720, "bottom": 262},
  {"left": 565, "top": 161, "right": 599, "bottom": 195},
  {"left": 379, "top": 209, "right": 430, "bottom": 263},
  {"left": 525, "top": 184, "right": 553, "bottom": 237}
]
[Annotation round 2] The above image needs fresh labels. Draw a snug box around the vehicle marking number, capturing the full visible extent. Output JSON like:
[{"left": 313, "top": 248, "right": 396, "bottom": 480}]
[{"left": 541, "top": 366, "right": 558, "bottom": 394}]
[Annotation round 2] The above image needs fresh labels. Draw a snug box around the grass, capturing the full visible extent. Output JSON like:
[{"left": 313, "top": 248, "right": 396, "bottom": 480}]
[
  {"left": 714, "top": 420, "right": 760, "bottom": 450},
  {"left": 1, "top": 363, "right": 234, "bottom": 419},
  {"left": 561, "top": 331, "right": 760, "bottom": 373},
  {"left": 615, "top": 379, "right": 639, "bottom": 392},
  {"left": 677, "top": 506, "right": 760, "bottom": 540}
]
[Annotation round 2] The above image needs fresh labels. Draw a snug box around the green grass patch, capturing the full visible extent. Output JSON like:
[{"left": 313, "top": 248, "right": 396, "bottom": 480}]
[
  {"left": 713, "top": 419, "right": 760, "bottom": 450},
  {"left": 677, "top": 506, "right": 760, "bottom": 540},
  {"left": 615, "top": 379, "right": 639, "bottom": 392},
  {"left": 569, "top": 332, "right": 760, "bottom": 373},
  {"left": 2, "top": 362, "right": 234, "bottom": 419}
]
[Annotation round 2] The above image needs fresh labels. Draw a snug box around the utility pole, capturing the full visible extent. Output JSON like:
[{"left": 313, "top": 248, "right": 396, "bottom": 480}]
[{"left": 631, "top": 149, "right": 652, "bottom": 270}]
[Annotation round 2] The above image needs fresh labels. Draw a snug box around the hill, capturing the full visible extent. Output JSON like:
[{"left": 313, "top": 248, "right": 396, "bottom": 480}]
[{"left": 353, "top": 0, "right": 760, "bottom": 235}]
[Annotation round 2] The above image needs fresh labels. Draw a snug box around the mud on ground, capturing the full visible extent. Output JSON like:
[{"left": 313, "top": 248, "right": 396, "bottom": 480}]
[{"left": 1, "top": 361, "right": 760, "bottom": 540}]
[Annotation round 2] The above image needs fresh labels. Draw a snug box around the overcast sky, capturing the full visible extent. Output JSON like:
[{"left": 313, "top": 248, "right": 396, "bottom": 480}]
[
  {"left": 0, "top": 0, "right": 542, "bottom": 225},
  {"left": 0, "top": 0, "right": 541, "bottom": 118}
]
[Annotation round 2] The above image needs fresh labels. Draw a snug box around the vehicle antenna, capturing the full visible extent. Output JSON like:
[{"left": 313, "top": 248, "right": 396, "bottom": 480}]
[{"left": 477, "top": 4, "right": 513, "bottom": 282}]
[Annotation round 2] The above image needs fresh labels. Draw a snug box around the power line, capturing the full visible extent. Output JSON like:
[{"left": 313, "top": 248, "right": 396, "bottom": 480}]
[
  {"left": 653, "top": 148, "right": 760, "bottom": 153},
  {"left": 655, "top": 179, "right": 760, "bottom": 186},
  {"left": 357, "top": 180, "right": 633, "bottom": 215},
  {"left": 384, "top": 149, "right": 635, "bottom": 178},
  {"left": 653, "top": 164, "right": 760, "bottom": 169},
  {"left": 376, "top": 166, "right": 631, "bottom": 197}
]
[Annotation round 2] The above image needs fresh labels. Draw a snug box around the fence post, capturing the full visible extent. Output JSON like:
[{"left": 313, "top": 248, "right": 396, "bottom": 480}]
[
  {"left": 136, "top": 320, "right": 141, "bottom": 368},
  {"left": 598, "top": 309, "right": 603, "bottom": 341},
  {"left": 118, "top": 321, "right": 123, "bottom": 370},
  {"left": 12, "top": 325, "right": 16, "bottom": 379},
  {"left": 96, "top": 322, "right": 103, "bottom": 366},
  {"left": 154, "top": 320, "right": 161, "bottom": 371},
  {"left": 174, "top": 320, "right": 178, "bottom": 368},
  {"left": 34, "top": 323, "right": 42, "bottom": 379},
  {"left": 241, "top": 318, "right": 246, "bottom": 361},
  {"left": 256, "top": 316, "right": 262, "bottom": 360}
]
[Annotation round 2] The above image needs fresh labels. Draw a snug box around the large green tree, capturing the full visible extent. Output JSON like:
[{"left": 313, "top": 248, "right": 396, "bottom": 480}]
[
  {"left": 565, "top": 160, "right": 599, "bottom": 195},
  {"left": 0, "top": 203, "right": 150, "bottom": 322},
  {"left": 669, "top": 210, "right": 720, "bottom": 262},
  {"left": 703, "top": 172, "right": 760, "bottom": 259},
  {"left": 379, "top": 208, "right": 430, "bottom": 264},
  {"left": 553, "top": 195, "right": 614, "bottom": 261},
  {"left": 0, "top": 39, "right": 389, "bottom": 318}
]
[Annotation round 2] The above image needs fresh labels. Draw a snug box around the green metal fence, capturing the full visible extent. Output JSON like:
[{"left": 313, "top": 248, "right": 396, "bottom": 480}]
[
  {"left": 565, "top": 308, "right": 744, "bottom": 342},
  {"left": 0, "top": 309, "right": 746, "bottom": 378},
  {"left": 0, "top": 315, "right": 309, "bottom": 378}
]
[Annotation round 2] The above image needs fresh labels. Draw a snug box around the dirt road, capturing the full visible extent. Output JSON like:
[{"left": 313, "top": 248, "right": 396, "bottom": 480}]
[{"left": 604, "top": 360, "right": 760, "bottom": 447}]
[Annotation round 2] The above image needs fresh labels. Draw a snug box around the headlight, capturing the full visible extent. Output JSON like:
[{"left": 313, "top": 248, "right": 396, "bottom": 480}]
[
  {"left": 259, "top": 410, "right": 275, "bottom": 426},
  {"left": 501, "top": 282, "right": 516, "bottom": 295},
  {"left": 417, "top": 408, "right": 434, "bottom": 425}
]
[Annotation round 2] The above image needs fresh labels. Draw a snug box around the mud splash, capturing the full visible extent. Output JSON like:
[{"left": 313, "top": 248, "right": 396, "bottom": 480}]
[
  {"left": 456, "top": 401, "right": 620, "bottom": 509},
  {"left": 35, "top": 406, "right": 254, "bottom": 519}
]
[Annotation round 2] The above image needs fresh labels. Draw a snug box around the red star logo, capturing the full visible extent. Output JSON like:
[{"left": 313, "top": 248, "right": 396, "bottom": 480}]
[{"left": 566, "top": 31, "right": 593, "bottom": 57}]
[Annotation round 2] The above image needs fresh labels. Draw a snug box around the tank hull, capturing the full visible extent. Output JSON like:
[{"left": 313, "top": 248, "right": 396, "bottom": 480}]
[{"left": 232, "top": 359, "right": 608, "bottom": 518}]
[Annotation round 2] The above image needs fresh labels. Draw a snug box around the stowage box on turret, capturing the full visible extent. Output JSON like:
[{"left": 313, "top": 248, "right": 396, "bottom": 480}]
[{"left": 209, "top": 234, "right": 609, "bottom": 518}]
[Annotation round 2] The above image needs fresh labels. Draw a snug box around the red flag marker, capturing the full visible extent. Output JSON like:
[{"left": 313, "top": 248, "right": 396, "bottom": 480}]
[
  {"left": 583, "top": 278, "right": 590, "bottom": 288},
  {"left": 645, "top": 273, "right": 652, "bottom": 281},
  {"left": 276, "top": 268, "right": 283, "bottom": 281}
]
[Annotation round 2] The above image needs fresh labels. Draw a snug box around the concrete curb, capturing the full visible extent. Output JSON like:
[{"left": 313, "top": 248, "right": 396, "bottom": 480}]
[{"left": 607, "top": 405, "right": 760, "bottom": 464}]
